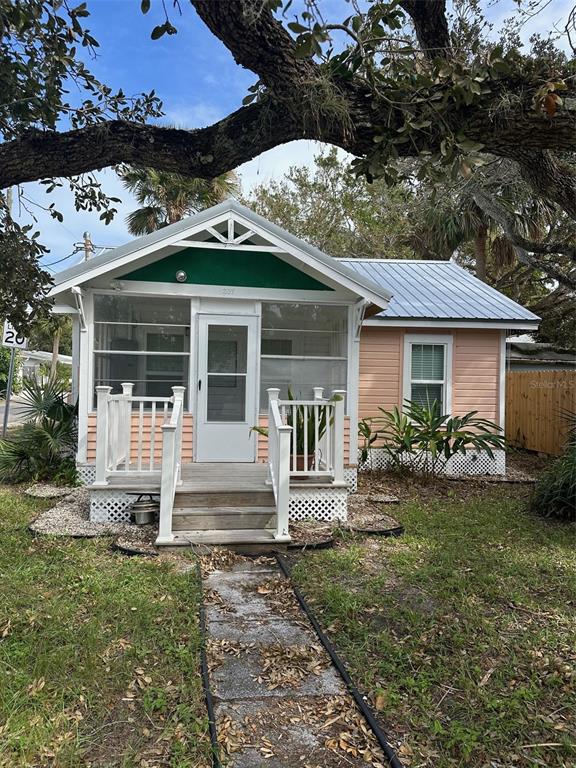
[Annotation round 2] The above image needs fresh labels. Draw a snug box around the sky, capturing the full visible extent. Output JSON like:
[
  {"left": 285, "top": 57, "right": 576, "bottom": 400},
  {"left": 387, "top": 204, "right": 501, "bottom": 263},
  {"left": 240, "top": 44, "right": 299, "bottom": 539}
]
[{"left": 13, "top": 0, "right": 573, "bottom": 275}]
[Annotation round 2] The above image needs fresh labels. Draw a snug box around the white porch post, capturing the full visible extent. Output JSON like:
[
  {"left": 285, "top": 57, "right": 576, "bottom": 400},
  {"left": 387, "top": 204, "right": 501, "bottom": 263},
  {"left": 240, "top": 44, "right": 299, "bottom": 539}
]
[
  {"left": 94, "top": 386, "right": 111, "bottom": 486},
  {"left": 267, "top": 388, "right": 280, "bottom": 484},
  {"left": 276, "top": 424, "right": 292, "bottom": 540},
  {"left": 171, "top": 386, "right": 186, "bottom": 482},
  {"left": 121, "top": 383, "right": 134, "bottom": 469},
  {"left": 158, "top": 423, "right": 176, "bottom": 543},
  {"left": 332, "top": 389, "right": 346, "bottom": 485},
  {"left": 313, "top": 387, "right": 324, "bottom": 401}
]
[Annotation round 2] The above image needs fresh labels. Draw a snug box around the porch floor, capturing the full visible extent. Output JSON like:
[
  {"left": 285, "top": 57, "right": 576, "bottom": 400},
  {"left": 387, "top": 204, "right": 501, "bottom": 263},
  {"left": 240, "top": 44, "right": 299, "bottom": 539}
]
[{"left": 93, "top": 462, "right": 269, "bottom": 493}]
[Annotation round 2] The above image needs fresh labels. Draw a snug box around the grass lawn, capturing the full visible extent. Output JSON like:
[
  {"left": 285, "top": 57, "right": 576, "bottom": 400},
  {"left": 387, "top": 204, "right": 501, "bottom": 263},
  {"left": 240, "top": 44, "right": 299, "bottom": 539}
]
[
  {"left": 292, "top": 473, "right": 576, "bottom": 768},
  {"left": 0, "top": 488, "right": 209, "bottom": 768}
]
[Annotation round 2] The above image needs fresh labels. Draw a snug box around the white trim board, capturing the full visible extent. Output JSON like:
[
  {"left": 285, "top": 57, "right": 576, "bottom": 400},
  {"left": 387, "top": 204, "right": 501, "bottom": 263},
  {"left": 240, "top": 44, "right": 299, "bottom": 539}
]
[{"left": 364, "top": 318, "right": 539, "bottom": 330}]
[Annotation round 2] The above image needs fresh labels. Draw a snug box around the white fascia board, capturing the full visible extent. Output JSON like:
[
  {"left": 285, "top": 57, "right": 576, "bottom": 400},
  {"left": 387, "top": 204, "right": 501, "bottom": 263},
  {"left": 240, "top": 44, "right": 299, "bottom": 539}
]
[
  {"left": 48, "top": 211, "right": 232, "bottom": 298},
  {"left": 229, "top": 210, "right": 392, "bottom": 309},
  {"left": 363, "top": 318, "right": 540, "bottom": 330},
  {"left": 52, "top": 304, "right": 78, "bottom": 314},
  {"left": 86, "top": 282, "right": 357, "bottom": 303}
]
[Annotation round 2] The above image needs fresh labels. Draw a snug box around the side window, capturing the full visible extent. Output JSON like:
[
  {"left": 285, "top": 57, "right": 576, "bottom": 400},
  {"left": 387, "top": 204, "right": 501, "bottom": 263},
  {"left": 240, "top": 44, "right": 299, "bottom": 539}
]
[{"left": 404, "top": 336, "right": 452, "bottom": 413}]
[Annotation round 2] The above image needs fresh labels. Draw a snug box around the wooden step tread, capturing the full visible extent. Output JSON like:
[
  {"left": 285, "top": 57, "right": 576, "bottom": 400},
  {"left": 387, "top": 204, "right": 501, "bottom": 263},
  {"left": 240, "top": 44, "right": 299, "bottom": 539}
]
[
  {"left": 173, "top": 529, "right": 278, "bottom": 545},
  {"left": 172, "top": 506, "right": 276, "bottom": 516}
]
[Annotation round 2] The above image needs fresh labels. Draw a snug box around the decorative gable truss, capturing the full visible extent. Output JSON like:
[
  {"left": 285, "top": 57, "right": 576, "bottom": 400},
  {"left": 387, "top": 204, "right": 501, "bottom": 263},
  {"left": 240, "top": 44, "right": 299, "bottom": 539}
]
[{"left": 49, "top": 200, "right": 391, "bottom": 311}]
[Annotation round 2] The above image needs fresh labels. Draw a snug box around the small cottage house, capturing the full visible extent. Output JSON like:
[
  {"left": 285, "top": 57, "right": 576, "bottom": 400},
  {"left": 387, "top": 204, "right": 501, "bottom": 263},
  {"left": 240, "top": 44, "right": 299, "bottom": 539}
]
[{"left": 49, "top": 200, "right": 539, "bottom": 545}]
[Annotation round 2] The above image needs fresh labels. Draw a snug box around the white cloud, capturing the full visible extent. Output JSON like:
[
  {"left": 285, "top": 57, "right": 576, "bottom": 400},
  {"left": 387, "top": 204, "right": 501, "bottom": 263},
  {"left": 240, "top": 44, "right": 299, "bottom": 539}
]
[
  {"left": 237, "top": 140, "right": 352, "bottom": 194},
  {"left": 161, "top": 101, "right": 226, "bottom": 129}
]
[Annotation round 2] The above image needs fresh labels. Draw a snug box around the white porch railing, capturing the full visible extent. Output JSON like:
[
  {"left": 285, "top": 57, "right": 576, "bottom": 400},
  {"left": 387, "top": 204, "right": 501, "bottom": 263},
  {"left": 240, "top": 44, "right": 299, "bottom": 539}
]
[
  {"left": 267, "top": 387, "right": 346, "bottom": 540},
  {"left": 157, "top": 386, "right": 185, "bottom": 545},
  {"left": 94, "top": 384, "right": 183, "bottom": 484}
]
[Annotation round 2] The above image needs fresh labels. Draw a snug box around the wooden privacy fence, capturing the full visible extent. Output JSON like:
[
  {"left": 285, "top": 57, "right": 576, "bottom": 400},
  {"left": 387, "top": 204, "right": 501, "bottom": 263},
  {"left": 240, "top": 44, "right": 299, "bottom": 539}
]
[{"left": 506, "top": 371, "right": 576, "bottom": 455}]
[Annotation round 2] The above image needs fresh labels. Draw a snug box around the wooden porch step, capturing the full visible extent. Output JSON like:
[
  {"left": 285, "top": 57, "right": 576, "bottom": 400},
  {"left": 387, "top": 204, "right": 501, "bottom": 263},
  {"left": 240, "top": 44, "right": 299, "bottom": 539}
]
[
  {"left": 172, "top": 506, "right": 276, "bottom": 531},
  {"left": 174, "top": 489, "right": 274, "bottom": 507},
  {"left": 172, "top": 529, "right": 278, "bottom": 546}
]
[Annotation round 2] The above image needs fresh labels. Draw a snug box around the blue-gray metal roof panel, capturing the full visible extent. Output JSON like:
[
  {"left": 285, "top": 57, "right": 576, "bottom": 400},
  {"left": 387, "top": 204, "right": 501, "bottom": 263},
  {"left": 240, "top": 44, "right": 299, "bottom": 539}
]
[{"left": 339, "top": 259, "right": 540, "bottom": 323}]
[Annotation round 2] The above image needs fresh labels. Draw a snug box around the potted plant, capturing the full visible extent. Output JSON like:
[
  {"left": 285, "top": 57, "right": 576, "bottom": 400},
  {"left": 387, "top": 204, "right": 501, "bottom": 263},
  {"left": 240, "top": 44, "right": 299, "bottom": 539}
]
[{"left": 252, "top": 389, "right": 341, "bottom": 475}]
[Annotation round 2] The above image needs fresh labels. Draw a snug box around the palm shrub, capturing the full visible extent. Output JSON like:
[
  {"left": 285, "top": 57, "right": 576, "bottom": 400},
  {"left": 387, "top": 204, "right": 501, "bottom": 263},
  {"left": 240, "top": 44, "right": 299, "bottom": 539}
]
[
  {"left": 531, "top": 411, "right": 576, "bottom": 522},
  {"left": 359, "top": 399, "right": 505, "bottom": 478},
  {"left": 0, "top": 378, "right": 77, "bottom": 484}
]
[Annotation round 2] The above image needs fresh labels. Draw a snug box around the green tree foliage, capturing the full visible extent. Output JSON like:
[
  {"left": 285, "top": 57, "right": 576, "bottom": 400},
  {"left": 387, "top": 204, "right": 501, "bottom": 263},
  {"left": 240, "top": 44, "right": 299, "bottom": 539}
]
[
  {"left": 249, "top": 150, "right": 575, "bottom": 348},
  {"left": 0, "top": 1, "right": 575, "bottom": 328},
  {"left": 247, "top": 149, "right": 415, "bottom": 259},
  {"left": 0, "top": 347, "right": 20, "bottom": 396},
  {"left": 118, "top": 165, "right": 240, "bottom": 235}
]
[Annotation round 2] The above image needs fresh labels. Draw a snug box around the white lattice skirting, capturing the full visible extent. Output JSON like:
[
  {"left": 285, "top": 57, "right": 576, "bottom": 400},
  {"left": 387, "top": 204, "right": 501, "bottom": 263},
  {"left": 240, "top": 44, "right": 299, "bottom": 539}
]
[
  {"left": 289, "top": 487, "right": 348, "bottom": 522},
  {"left": 343, "top": 467, "right": 358, "bottom": 493},
  {"left": 77, "top": 463, "right": 96, "bottom": 486},
  {"left": 360, "top": 449, "right": 506, "bottom": 476},
  {"left": 89, "top": 489, "right": 136, "bottom": 523}
]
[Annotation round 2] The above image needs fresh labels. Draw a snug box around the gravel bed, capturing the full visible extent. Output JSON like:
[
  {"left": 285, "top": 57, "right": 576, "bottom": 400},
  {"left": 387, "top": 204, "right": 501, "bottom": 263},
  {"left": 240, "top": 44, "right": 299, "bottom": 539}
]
[
  {"left": 114, "top": 525, "right": 159, "bottom": 556},
  {"left": 29, "top": 488, "right": 137, "bottom": 538},
  {"left": 25, "top": 484, "right": 75, "bottom": 499}
]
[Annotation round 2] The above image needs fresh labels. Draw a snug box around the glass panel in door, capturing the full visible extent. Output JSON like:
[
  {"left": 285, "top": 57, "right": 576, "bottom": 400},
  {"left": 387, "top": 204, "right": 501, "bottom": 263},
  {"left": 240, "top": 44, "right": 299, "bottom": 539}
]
[{"left": 206, "top": 325, "right": 248, "bottom": 423}]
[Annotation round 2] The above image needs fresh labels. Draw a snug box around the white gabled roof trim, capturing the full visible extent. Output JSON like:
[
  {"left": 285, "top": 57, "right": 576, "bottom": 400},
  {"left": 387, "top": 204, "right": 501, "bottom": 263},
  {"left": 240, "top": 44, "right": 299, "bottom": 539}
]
[{"left": 48, "top": 200, "right": 391, "bottom": 310}]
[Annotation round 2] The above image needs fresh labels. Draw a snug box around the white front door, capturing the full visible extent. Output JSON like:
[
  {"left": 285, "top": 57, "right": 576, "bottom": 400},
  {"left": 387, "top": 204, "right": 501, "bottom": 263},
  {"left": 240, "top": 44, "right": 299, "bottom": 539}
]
[{"left": 195, "top": 314, "right": 258, "bottom": 462}]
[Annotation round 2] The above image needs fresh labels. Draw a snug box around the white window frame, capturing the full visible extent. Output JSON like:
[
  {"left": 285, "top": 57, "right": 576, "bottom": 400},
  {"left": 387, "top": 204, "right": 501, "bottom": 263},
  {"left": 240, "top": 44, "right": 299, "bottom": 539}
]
[{"left": 403, "top": 334, "right": 453, "bottom": 414}]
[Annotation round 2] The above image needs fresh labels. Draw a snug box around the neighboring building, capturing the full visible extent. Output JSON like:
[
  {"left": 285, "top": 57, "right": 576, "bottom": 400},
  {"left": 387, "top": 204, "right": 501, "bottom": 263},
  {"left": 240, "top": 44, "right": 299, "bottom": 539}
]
[
  {"left": 20, "top": 350, "right": 73, "bottom": 384},
  {"left": 48, "top": 200, "right": 540, "bottom": 546},
  {"left": 507, "top": 339, "right": 576, "bottom": 372}
]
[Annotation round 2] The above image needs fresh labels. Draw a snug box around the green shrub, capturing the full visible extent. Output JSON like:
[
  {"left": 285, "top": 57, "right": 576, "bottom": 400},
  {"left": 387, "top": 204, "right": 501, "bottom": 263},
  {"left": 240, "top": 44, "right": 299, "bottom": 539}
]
[
  {"left": 359, "top": 399, "right": 505, "bottom": 478},
  {"left": 0, "top": 379, "right": 77, "bottom": 484},
  {"left": 531, "top": 446, "right": 576, "bottom": 522}
]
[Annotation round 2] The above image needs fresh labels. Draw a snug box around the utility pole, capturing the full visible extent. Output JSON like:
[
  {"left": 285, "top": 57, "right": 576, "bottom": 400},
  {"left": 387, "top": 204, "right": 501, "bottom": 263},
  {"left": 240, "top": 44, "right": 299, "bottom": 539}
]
[{"left": 83, "top": 231, "right": 94, "bottom": 261}]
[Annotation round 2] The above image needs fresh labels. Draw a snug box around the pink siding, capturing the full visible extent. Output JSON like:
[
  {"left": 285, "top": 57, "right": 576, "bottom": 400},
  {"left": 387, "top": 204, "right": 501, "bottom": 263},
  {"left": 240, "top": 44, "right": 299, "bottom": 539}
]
[
  {"left": 87, "top": 413, "right": 194, "bottom": 463},
  {"left": 359, "top": 326, "right": 501, "bottom": 423},
  {"left": 452, "top": 329, "right": 500, "bottom": 422},
  {"left": 358, "top": 327, "right": 403, "bottom": 419}
]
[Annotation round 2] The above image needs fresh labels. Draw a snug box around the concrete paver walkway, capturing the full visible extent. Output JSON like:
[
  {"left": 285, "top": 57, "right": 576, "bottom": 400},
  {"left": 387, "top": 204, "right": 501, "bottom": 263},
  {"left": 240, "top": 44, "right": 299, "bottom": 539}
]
[{"left": 204, "top": 557, "right": 388, "bottom": 768}]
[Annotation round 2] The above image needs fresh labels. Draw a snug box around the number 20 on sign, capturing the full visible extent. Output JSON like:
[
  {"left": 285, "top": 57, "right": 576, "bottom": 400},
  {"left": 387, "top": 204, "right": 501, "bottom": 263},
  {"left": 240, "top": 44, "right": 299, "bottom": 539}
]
[{"left": 2, "top": 322, "right": 27, "bottom": 349}]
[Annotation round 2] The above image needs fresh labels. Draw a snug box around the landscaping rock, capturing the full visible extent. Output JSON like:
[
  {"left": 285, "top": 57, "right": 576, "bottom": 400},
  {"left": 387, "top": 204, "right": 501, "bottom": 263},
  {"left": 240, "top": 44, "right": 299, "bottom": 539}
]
[
  {"left": 25, "top": 484, "right": 74, "bottom": 499},
  {"left": 29, "top": 488, "right": 135, "bottom": 538}
]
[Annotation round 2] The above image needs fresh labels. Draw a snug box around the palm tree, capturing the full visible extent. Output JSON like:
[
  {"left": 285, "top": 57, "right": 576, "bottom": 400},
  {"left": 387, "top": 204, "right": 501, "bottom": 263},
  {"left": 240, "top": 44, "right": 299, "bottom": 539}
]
[{"left": 118, "top": 165, "right": 239, "bottom": 236}]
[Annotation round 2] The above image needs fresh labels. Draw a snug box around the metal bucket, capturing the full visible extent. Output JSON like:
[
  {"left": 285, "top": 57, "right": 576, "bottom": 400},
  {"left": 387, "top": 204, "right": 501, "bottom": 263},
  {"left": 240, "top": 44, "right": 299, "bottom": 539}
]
[{"left": 130, "top": 497, "right": 159, "bottom": 525}]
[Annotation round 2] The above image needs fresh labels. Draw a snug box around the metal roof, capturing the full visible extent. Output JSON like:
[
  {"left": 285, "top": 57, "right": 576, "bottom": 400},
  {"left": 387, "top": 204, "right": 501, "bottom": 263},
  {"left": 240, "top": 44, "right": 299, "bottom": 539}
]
[
  {"left": 50, "top": 200, "right": 391, "bottom": 307},
  {"left": 339, "top": 259, "right": 540, "bottom": 325}
]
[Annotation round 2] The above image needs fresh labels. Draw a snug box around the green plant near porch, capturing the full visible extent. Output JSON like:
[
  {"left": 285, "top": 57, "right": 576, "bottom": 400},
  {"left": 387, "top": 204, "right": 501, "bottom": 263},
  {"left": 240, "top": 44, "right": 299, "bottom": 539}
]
[
  {"left": 252, "top": 388, "right": 342, "bottom": 461},
  {"left": 0, "top": 378, "right": 77, "bottom": 484},
  {"left": 359, "top": 399, "right": 505, "bottom": 478}
]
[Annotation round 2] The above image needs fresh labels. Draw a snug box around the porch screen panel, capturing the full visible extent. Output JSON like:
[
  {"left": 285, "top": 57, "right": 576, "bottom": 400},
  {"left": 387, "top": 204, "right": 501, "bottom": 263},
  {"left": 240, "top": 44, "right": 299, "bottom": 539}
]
[
  {"left": 93, "top": 295, "right": 190, "bottom": 404},
  {"left": 260, "top": 303, "right": 347, "bottom": 410}
]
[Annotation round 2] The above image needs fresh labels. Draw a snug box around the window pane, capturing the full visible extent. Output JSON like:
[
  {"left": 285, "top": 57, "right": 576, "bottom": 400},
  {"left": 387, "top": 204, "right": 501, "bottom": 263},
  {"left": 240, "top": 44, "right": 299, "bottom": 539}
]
[
  {"left": 207, "top": 375, "right": 246, "bottom": 422},
  {"left": 94, "top": 324, "right": 188, "bottom": 352},
  {"left": 262, "top": 328, "right": 346, "bottom": 357},
  {"left": 94, "top": 295, "right": 190, "bottom": 325},
  {"left": 207, "top": 325, "right": 247, "bottom": 373},
  {"left": 94, "top": 353, "right": 188, "bottom": 400},
  {"left": 260, "top": 359, "right": 346, "bottom": 409},
  {"left": 411, "top": 383, "right": 443, "bottom": 409},
  {"left": 262, "top": 303, "right": 347, "bottom": 334},
  {"left": 411, "top": 344, "right": 444, "bottom": 380}
]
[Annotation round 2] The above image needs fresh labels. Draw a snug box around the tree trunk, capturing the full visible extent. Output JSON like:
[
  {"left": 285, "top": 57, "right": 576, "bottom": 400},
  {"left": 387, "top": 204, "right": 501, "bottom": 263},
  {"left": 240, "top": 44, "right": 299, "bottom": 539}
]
[
  {"left": 51, "top": 329, "right": 60, "bottom": 380},
  {"left": 474, "top": 224, "right": 488, "bottom": 281}
]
